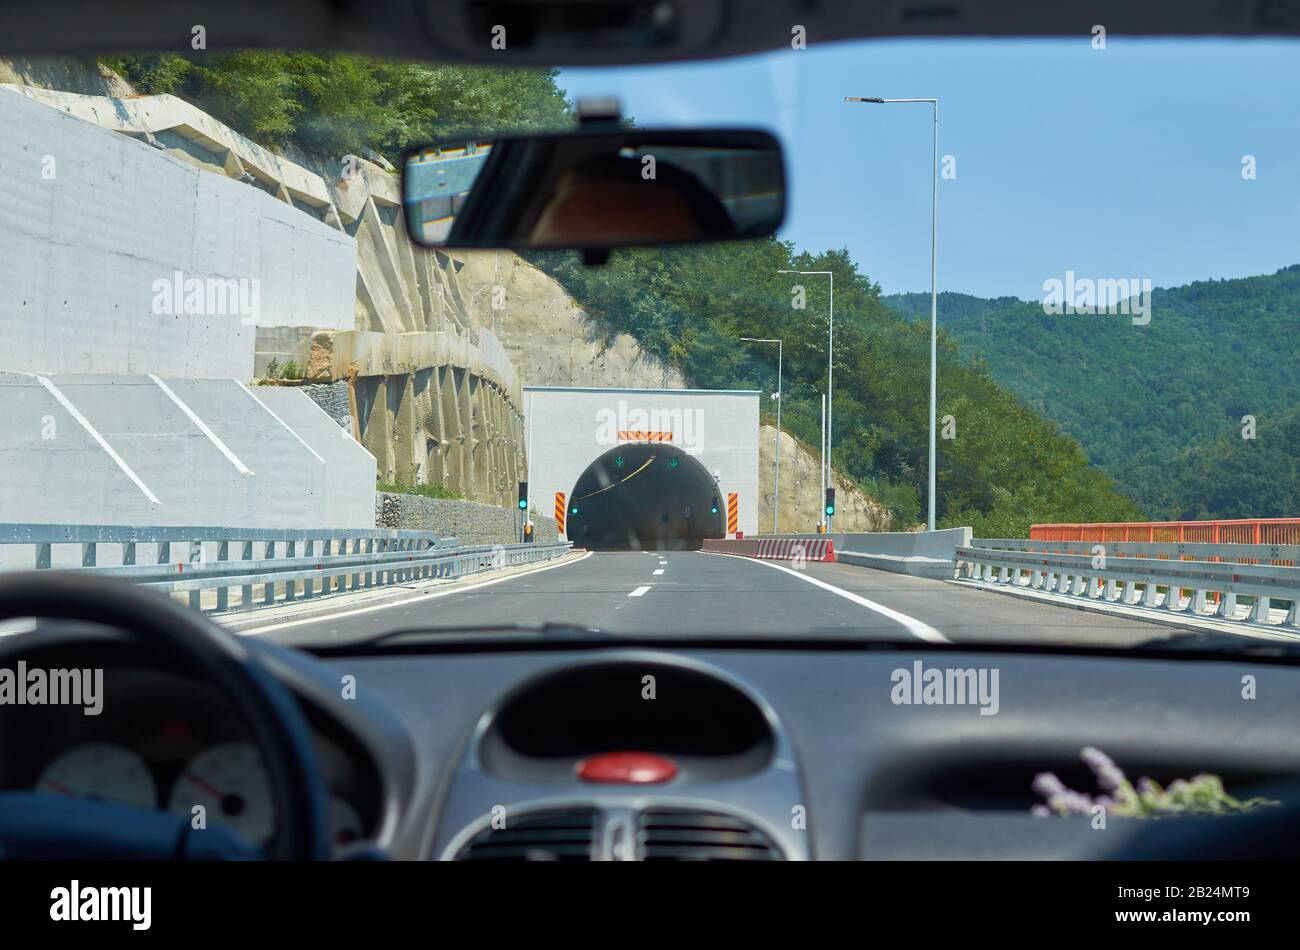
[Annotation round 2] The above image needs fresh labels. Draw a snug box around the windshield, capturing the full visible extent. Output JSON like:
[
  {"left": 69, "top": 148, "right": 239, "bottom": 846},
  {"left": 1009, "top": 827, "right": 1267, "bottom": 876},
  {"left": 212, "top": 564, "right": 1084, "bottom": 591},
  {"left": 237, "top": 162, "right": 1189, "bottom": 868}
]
[{"left": 3, "top": 38, "right": 1298, "bottom": 650}]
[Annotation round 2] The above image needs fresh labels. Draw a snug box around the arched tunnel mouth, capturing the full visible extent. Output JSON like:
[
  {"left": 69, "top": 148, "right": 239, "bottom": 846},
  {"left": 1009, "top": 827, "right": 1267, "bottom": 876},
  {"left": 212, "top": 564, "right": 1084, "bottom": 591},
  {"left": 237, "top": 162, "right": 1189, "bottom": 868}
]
[{"left": 566, "top": 443, "right": 725, "bottom": 551}]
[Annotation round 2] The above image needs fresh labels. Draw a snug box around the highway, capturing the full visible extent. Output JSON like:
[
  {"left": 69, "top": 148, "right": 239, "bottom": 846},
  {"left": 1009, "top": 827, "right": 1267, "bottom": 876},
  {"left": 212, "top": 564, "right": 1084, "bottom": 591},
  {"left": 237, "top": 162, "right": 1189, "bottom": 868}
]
[{"left": 260, "top": 550, "right": 1194, "bottom": 648}]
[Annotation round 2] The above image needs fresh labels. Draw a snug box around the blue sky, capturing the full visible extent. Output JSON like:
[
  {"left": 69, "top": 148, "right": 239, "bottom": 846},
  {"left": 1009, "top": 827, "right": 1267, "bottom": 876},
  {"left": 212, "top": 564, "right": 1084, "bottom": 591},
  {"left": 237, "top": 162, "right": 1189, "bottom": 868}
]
[{"left": 558, "top": 38, "right": 1300, "bottom": 299}]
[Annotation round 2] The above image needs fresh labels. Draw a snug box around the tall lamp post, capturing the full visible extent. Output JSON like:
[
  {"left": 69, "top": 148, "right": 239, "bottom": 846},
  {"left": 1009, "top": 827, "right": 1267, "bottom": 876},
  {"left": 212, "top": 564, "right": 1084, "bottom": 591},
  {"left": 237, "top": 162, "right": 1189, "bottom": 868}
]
[
  {"left": 844, "top": 95, "right": 939, "bottom": 531},
  {"left": 777, "top": 268, "right": 834, "bottom": 530},
  {"left": 740, "top": 336, "right": 783, "bottom": 534}
]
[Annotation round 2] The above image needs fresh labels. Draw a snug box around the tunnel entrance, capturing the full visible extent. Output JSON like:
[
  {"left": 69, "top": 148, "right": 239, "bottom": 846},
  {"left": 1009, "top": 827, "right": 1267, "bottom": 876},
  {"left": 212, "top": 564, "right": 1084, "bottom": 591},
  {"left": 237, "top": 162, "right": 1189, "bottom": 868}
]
[{"left": 566, "top": 443, "right": 725, "bottom": 551}]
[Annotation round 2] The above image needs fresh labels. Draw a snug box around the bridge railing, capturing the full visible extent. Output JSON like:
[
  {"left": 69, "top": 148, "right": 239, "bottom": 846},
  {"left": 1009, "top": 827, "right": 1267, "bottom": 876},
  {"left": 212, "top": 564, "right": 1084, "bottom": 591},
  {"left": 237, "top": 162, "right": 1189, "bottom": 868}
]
[
  {"left": 0, "top": 523, "right": 570, "bottom": 615},
  {"left": 1030, "top": 519, "right": 1300, "bottom": 545},
  {"left": 956, "top": 539, "right": 1300, "bottom": 631}
]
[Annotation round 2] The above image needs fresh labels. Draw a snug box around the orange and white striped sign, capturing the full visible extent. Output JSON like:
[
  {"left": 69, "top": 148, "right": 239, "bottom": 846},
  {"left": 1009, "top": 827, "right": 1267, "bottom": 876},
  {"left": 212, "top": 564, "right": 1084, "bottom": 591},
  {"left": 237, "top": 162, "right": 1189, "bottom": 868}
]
[
  {"left": 555, "top": 492, "right": 566, "bottom": 535},
  {"left": 617, "top": 430, "right": 672, "bottom": 442},
  {"left": 726, "top": 492, "right": 738, "bottom": 535}
]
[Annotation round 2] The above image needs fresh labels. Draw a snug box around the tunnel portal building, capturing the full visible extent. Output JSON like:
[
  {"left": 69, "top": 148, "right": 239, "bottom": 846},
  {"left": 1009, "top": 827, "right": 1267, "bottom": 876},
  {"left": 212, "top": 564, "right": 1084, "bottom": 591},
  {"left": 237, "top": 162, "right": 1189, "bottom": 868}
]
[{"left": 524, "top": 386, "right": 760, "bottom": 549}]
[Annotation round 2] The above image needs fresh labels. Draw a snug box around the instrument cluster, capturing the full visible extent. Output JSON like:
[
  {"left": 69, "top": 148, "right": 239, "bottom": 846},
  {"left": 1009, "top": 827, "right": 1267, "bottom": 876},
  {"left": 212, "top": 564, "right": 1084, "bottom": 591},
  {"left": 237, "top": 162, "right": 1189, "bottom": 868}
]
[{"left": 3, "top": 663, "right": 376, "bottom": 851}]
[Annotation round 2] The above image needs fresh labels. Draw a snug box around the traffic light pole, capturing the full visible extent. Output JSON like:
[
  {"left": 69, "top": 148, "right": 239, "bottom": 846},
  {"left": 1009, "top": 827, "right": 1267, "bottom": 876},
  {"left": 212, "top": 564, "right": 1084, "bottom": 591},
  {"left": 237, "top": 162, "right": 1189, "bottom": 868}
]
[
  {"left": 819, "top": 393, "right": 827, "bottom": 532},
  {"left": 517, "top": 481, "right": 529, "bottom": 543}
]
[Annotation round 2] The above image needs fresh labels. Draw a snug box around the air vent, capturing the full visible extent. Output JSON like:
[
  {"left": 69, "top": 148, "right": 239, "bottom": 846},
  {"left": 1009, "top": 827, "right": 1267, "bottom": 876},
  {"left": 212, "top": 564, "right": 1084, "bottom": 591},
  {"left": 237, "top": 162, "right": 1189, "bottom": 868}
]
[
  {"left": 637, "top": 809, "right": 783, "bottom": 861},
  {"left": 456, "top": 807, "right": 597, "bottom": 861}
]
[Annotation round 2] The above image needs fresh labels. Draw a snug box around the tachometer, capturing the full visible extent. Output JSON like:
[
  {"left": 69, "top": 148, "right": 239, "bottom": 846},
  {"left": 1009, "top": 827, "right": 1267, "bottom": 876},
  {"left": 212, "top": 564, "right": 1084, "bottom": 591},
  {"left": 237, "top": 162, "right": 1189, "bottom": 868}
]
[
  {"left": 35, "top": 742, "right": 158, "bottom": 809},
  {"left": 168, "top": 741, "right": 276, "bottom": 845}
]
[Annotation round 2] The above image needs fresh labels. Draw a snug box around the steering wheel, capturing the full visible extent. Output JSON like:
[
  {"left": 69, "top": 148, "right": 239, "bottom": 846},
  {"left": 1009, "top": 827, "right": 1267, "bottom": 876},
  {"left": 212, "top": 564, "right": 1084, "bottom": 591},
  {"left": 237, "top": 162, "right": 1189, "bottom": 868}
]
[{"left": 0, "top": 571, "right": 330, "bottom": 860}]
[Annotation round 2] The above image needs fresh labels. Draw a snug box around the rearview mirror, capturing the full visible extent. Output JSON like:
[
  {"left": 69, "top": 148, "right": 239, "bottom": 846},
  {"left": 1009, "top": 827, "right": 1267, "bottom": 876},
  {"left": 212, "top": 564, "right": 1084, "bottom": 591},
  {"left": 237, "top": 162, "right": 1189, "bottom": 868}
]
[{"left": 401, "top": 128, "right": 785, "bottom": 252}]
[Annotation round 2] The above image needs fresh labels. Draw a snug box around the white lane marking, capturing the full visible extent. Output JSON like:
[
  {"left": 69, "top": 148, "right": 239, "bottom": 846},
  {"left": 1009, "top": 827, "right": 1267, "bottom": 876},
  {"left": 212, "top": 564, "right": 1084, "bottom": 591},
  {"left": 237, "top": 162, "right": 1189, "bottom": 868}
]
[
  {"left": 698, "top": 551, "right": 950, "bottom": 644},
  {"left": 235, "top": 551, "right": 593, "bottom": 635},
  {"left": 629, "top": 585, "right": 651, "bottom": 597},
  {"left": 34, "top": 374, "right": 163, "bottom": 505},
  {"left": 150, "top": 374, "right": 253, "bottom": 475},
  {"left": 652, "top": 569, "right": 664, "bottom": 576}
]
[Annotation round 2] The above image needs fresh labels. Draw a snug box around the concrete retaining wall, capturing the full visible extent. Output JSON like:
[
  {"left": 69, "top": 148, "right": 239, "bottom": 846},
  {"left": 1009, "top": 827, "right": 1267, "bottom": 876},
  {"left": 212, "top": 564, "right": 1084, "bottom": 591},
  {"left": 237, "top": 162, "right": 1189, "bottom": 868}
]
[
  {"left": 248, "top": 385, "right": 375, "bottom": 528},
  {"left": 376, "top": 491, "right": 559, "bottom": 545},
  {"left": 0, "top": 86, "right": 356, "bottom": 381},
  {"left": 0, "top": 373, "right": 375, "bottom": 529},
  {"left": 1, "top": 83, "right": 533, "bottom": 513}
]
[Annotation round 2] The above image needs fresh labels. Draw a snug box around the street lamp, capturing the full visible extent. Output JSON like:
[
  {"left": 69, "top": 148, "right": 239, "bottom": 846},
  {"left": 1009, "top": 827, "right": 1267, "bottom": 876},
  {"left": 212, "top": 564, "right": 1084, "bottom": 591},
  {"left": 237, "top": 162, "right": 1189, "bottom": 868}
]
[
  {"left": 740, "top": 336, "right": 782, "bottom": 533},
  {"left": 845, "top": 95, "right": 939, "bottom": 532},
  {"left": 777, "top": 268, "right": 834, "bottom": 529}
]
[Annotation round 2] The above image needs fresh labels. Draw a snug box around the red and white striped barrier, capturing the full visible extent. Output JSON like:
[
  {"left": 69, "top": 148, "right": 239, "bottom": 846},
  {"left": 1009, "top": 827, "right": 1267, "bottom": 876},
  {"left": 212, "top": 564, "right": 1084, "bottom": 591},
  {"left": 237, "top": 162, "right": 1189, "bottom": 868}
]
[
  {"left": 701, "top": 537, "right": 836, "bottom": 563},
  {"left": 756, "top": 537, "right": 835, "bottom": 562}
]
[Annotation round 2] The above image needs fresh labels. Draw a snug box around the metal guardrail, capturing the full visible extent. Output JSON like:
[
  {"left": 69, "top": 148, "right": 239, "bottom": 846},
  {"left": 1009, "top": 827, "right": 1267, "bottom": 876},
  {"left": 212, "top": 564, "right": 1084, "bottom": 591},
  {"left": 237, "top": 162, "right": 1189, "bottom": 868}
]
[
  {"left": 972, "top": 538, "right": 1300, "bottom": 566},
  {"left": 955, "top": 540, "right": 1300, "bottom": 631},
  {"left": 0, "top": 524, "right": 571, "bottom": 615}
]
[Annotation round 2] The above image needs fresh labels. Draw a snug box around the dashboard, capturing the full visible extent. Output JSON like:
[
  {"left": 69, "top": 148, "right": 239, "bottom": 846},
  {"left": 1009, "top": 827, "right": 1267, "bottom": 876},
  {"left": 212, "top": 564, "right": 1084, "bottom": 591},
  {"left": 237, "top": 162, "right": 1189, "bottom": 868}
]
[{"left": 5, "top": 626, "right": 1300, "bottom": 860}]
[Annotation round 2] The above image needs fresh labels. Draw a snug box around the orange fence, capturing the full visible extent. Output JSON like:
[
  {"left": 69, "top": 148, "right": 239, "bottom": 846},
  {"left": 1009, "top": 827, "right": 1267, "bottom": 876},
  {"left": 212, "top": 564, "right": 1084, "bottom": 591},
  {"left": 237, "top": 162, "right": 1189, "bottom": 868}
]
[{"left": 1029, "top": 519, "right": 1300, "bottom": 545}]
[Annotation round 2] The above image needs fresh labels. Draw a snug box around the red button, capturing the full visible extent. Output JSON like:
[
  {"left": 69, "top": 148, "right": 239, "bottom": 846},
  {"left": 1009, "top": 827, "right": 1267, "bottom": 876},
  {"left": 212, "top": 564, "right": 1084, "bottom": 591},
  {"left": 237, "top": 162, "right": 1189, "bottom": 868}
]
[{"left": 576, "top": 751, "right": 678, "bottom": 784}]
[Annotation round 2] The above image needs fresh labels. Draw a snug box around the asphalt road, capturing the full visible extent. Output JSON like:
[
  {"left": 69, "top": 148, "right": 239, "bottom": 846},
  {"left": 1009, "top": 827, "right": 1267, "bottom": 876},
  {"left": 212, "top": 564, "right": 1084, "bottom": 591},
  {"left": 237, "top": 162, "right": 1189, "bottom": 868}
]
[{"left": 260, "top": 550, "right": 1195, "bottom": 649}]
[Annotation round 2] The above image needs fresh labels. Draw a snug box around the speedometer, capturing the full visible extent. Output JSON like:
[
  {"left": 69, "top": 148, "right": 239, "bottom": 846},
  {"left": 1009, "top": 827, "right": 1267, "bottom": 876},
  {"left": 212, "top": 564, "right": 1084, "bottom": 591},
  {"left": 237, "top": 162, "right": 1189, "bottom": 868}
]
[
  {"left": 36, "top": 742, "right": 158, "bottom": 809},
  {"left": 168, "top": 741, "right": 276, "bottom": 845}
]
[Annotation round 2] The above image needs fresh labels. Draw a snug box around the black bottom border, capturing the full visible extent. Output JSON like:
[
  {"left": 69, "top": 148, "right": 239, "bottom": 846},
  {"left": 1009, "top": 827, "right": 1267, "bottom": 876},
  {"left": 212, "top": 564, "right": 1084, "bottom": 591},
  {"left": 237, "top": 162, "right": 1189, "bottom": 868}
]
[{"left": 1, "top": 859, "right": 1285, "bottom": 936}]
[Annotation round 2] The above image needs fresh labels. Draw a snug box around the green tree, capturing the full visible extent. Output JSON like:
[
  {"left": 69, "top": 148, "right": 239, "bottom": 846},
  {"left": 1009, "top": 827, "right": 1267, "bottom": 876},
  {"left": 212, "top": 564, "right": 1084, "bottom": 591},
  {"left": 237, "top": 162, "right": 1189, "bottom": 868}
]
[
  {"left": 887, "top": 265, "right": 1300, "bottom": 520},
  {"left": 101, "top": 52, "right": 573, "bottom": 161}
]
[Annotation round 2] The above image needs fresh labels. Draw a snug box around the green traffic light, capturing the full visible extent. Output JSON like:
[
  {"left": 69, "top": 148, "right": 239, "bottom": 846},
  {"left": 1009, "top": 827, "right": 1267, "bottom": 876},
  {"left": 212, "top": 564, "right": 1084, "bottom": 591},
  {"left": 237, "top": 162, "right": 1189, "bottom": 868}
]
[
  {"left": 825, "top": 505, "right": 834, "bottom": 515},
  {"left": 711, "top": 506, "right": 719, "bottom": 514},
  {"left": 570, "top": 506, "right": 578, "bottom": 515},
  {"left": 518, "top": 499, "right": 527, "bottom": 509}
]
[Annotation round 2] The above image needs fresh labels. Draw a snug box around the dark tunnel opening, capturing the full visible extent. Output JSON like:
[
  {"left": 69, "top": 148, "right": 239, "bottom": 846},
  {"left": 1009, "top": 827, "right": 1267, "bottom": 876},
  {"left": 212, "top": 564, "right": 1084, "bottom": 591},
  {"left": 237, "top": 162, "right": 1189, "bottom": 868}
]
[{"left": 566, "top": 443, "right": 725, "bottom": 551}]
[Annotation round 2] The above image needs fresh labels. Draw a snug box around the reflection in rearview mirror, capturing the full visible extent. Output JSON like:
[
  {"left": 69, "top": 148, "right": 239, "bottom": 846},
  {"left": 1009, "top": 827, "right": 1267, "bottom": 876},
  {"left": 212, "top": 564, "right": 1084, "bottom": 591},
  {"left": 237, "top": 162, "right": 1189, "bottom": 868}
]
[{"left": 402, "top": 129, "right": 785, "bottom": 251}]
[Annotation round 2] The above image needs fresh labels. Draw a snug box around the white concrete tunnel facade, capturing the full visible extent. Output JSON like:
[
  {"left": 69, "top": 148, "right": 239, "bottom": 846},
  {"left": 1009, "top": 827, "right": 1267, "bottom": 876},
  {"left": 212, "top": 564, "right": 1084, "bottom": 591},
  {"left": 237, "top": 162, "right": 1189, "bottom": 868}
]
[{"left": 524, "top": 387, "right": 761, "bottom": 538}]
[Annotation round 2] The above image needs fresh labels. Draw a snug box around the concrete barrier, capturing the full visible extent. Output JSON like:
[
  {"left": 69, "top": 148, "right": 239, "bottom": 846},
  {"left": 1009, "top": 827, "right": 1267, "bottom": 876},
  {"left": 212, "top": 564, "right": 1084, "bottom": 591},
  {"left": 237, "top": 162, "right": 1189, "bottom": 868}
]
[
  {"left": 706, "top": 529, "right": 969, "bottom": 577},
  {"left": 823, "top": 527, "right": 972, "bottom": 579},
  {"left": 751, "top": 528, "right": 970, "bottom": 578},
  {"left": 701, "top": 537, "right": 836, "bottom": 563}
]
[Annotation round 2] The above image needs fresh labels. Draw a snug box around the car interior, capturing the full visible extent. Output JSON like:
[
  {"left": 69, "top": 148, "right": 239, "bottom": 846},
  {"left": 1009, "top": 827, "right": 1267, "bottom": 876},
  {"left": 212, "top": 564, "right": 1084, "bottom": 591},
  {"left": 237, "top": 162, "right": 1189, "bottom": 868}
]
[{"left": 2, "top": 0, "right": 1300, "bottom": 874}]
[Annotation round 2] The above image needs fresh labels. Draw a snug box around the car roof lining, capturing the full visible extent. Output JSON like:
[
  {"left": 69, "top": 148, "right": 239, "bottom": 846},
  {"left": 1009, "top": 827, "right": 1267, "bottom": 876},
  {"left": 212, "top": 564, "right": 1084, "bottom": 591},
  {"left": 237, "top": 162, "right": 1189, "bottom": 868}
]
[{"left": 2, "top": 0, "right": 1298, "bottom": 65}]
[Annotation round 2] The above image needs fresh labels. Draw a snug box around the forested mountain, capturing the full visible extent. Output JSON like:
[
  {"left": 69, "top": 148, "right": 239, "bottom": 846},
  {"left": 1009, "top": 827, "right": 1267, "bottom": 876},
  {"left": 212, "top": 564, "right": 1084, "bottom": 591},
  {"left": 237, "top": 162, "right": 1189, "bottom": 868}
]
[{"left": 887, "top": 266, "right": 1300, "bottom": 520}]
